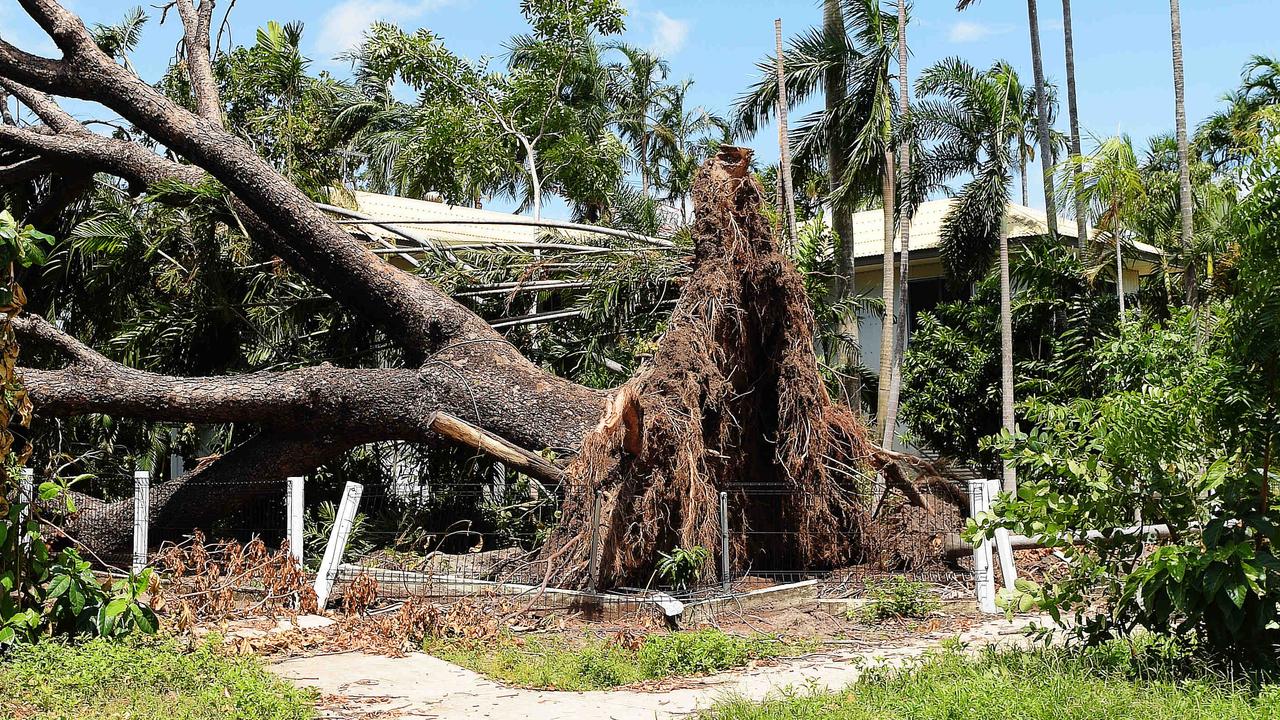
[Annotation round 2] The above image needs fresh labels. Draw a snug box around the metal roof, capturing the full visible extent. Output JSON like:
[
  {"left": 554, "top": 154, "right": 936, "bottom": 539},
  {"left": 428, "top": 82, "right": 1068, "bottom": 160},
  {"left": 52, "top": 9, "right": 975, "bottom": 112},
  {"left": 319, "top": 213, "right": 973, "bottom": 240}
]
[{"left": 843, "top": 198, "right": 1163, "bottom": 260}]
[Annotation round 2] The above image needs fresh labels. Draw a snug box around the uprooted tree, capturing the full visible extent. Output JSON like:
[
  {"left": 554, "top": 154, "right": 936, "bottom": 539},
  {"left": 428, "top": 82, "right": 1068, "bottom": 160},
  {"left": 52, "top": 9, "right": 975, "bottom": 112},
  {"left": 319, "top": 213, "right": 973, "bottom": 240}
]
[{"left": 0, "top": 0, "right": 939, "bottom": 588}]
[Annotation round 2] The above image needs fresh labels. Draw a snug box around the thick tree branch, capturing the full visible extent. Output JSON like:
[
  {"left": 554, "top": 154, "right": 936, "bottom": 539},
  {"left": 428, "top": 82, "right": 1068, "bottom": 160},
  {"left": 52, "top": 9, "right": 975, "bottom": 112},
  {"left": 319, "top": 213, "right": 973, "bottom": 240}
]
[
  {"left": 173, "top": 0, "right": 222, "bottom": 126},
  {"left": 0, "top": 77, "right": 80, "bottom": 134}
]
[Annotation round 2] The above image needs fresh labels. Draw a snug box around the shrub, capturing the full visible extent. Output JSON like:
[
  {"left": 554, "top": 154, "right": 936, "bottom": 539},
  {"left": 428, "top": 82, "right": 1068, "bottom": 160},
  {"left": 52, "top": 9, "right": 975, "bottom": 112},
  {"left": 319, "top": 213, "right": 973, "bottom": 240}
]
[
  {"left": 655, "top": 545, "right": 710, "bottom": 592},
  {"left": 2, "top": 470, "right": 157, "bottom": 646},
  {"left": 852, "top": 577, "right": 941, "bottom": 622}
]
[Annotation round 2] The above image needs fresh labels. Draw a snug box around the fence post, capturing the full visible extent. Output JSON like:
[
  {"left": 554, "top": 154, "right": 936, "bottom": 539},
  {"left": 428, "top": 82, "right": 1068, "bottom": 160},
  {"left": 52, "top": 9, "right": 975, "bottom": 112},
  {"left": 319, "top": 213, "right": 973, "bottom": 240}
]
[
  {"left": 168, "top": 427, "right": 184, "bottom": 480},
  {"left": 133, "top": 469, "right": 150, "bottom": 575},
  {"left": 719, "top": 491, "right": 730, "bottom": 593},
  {"left": 17, "top": 468, "right": 33, "bottom": 548},
  {"left": 313, "top": 481, "right": 363, "bottom": 609},
  {"left": 968, "top": 479, "right": 997, "bottom": 613},
  {"left": 587, "top": 490, "right": 602, "bottom": 594},
  {"left": 988, "top": 478, "right": 1018, "bottom": 590},
  {"left": 286, "top": 476, "right": 305, "bottom": 566}
]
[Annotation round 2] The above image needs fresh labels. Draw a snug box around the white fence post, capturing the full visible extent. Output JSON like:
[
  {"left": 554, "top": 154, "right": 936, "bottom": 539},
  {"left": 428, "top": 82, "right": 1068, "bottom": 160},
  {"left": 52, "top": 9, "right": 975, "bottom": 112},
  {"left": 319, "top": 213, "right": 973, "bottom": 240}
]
[
  {"left": 988, "top": 478, "right": 1018, "bottom": 590},
  {"left": 968, "top": 479, "right": 998, "bottom": 614},
  {"left": 286, "top": 476, "right": 305, "bottom": 566},
  {"left": 17, "top": 468, "right": 33, "bottom": 548},
  {"left": 314, "top": 481, "right": 363, "bottom": 609},
  {"left": 133, "top": 469, "right": 150, "bottom": 574}
]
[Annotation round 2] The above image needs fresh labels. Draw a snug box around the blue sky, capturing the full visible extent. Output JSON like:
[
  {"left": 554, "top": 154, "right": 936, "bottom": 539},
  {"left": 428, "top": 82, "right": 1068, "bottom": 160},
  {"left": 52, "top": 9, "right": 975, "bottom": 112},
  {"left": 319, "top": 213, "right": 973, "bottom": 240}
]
[{"left": 3, "top": 0, "right": 1277, "bottom": 214}]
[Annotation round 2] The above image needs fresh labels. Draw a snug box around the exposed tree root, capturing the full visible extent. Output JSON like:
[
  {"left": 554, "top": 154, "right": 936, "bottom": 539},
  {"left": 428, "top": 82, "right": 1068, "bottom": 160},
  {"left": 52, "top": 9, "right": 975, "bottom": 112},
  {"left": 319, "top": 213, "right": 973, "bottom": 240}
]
[{"left": 541, "top": 147, "right": 930, "bottom": 590}]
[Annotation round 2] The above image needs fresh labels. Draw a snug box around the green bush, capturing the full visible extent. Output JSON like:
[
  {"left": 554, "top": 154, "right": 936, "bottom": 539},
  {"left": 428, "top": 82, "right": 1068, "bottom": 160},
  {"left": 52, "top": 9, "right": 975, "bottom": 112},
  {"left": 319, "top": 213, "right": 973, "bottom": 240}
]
[
  {"left": 0, "top": 637, "right": 316, "bottom": 719},
  {"left": 655, "top": 545, "right": 710, "bottom": 592},
  {"left": 852, "top": 577, "right": 942, "bottom": 622}
]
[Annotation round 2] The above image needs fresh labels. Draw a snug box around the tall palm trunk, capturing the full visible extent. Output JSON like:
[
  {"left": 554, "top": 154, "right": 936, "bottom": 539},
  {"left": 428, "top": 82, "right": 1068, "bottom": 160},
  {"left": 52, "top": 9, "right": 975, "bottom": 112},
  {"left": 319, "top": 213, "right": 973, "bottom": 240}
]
[
  {"left": 823, "top": 0, "right": 861, "bottom": 412},
  {"left": 1169, "top": 0, "right": 1196, "bottom": 303},
  {"left": 999, "top": 213, "right": 1016, "bottom": 493},
  {"left": 882, "top": 0, "right": 912, "bottom": 449},
  {"left": 875, "top": 147, "right": 896, "bottom": 438},
  {"left": 1062, "top": 0, "right": 1089, "bottom": 253},
  {"left": 1026, "top": 0, "right": 1059, "bottom": 237},
  {"left": 1020, "top": 153, "right": 1029, "bottom": 206},
  {"left": 775, "top": 19, "right": 799, "bottom": 253}
]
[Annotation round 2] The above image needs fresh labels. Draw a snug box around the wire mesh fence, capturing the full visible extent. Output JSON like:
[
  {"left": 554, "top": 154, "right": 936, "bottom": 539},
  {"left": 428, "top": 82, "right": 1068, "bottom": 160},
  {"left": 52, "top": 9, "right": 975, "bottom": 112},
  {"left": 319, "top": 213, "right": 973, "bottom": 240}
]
[{"left": 58, "top": 469, "right": 979, "bottom": 612}]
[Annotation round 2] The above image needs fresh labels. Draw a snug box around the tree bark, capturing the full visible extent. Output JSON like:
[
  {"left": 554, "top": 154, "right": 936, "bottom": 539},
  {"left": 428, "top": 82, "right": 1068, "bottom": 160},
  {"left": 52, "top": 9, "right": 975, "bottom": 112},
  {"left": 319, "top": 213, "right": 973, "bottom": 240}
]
[
  {"left": 1169, "top": 0, "right": 1196, "bottom": 304},
  {"left": 999, "top": 213, "right": 1016, "bottom": 494},
  {"left": 881, "top": 0, "right": 912, "bottom": 450},
  {"left": 1061, "top": 0, "right": 1089, "bottom": 253},
  {"left": 824, "top": 0, "right": 861, "bottom": 413},
  {"left": 875, "top": 148, "right": 896, "bottom": 439},
  {"left": 1026, "top": 0, "right": 1059, "bottom": 237},
  {"left": 773, "top": 18, "right": 798, "bottom": 254}
]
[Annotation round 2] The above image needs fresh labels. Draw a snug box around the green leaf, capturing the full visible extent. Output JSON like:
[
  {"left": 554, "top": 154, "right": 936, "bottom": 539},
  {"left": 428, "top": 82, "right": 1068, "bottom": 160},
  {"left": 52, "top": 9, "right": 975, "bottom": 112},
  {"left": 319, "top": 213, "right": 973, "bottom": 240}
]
[
  {"left": 38, "top": 482, "right": 60, "bottom": 501},
  {"left": 103, "top": 596, "right": 129, "bottom": 620},
  {"left": 46, "top": 574, "right": 71, "bottom": 599},
  {"left": 1225, "top": 581, "right": 1248, "bottom": 608}
]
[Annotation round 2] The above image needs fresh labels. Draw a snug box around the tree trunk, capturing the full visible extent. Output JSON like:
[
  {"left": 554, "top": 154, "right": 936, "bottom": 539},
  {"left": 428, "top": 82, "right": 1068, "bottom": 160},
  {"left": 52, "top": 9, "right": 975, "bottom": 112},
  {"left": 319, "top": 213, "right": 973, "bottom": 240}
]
[
  {"left": 824, "top": 0, "right": 861, "bottom": 413},
  {"left": 1062, "top": 0, "right": 1089, "bottom": 253},
  {"left": 881, "top": 0, "right": 911, "bottom": 450},
  {"left": 0, "top": 3, "right": 929, "bottom": 587},
  {"left": 1026, "top": 0, "right": 1059, "bottom": 237},
  {"left": 1169, "top": 0, "right": 1196, "bottom": 304},
  {"left": 999, "top": 213, "right": 1016, "bottom": 494},
  {"left": 774, "top": 18, "right": 798, "bottom": 254},
  {"left": 875, "top": 148, "right": 896, "bottom": 440}
]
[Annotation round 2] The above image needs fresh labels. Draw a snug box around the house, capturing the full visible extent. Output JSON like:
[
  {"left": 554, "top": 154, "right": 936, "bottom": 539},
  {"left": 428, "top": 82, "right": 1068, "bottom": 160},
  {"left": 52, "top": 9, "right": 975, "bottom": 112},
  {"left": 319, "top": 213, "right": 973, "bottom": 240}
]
[{"left": 841, "top": 198, "right": 1163, "bottom": 375}]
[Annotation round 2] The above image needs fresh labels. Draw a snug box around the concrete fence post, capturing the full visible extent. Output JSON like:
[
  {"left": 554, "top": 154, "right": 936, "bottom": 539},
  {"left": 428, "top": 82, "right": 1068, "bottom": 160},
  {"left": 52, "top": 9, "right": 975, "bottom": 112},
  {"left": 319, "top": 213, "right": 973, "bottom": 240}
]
[
  {"left": 988, "top": 479, "right": 1018, "bottom": 590},
  {"left": 133, "top": 469, "right": 150, "bottom": 574},
  {"left": 286, "top": 476, "right": 305, "bottom": 566},
  {"left": 719, "top": 491, "right": 730, "bottom": 592},
  {"left": 968, "top": 479, "right": 997, "bottom": 614},
  {"left": 314, "top": 481, "right": 363, "bottom": 609}
]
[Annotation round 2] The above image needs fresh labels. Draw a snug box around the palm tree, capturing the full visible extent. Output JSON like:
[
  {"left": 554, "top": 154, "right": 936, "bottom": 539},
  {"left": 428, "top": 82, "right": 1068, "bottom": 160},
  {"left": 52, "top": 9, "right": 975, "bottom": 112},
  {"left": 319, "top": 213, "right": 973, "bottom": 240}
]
[
  {"left": 1058, "top": 135, "right": 1146, "bottom": 319},
  {"left": 1169, "top": 0, "right": 1195, "bottom": 303},
  {"left": 1061, "top": 0, "right": 1089, "bottom": 253},
  {"left": 608, "top": 45, "right": 671, "bottom": 198},
  {"left": 957, "top": 0, "right": 1059, "bottom": 238},
  {"left": 1014, "top": 82, "right": 1067, "bottom": 208},
  {"left": 653, "top": 79, "right": 730, "bottom": 219},
  {"left": 881, "top": 0, "right": 912, "bottom": 449},
  {"left": 734, "top": 0, "right": 899, "bottom": 417},
  {"left": 914, "top": 57, "right": 1022, "bottom": 492}
]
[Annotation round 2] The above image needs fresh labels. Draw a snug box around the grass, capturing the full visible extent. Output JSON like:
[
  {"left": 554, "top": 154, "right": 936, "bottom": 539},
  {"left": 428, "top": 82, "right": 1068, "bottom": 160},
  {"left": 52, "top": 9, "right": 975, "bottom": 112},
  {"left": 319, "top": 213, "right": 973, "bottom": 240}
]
[
  {"left": 699, "top": 641, "right": 1280, "bottom": 720},
  {"left": 425, "top": 628, "right": 808, "bottom": 691},
  {"left": 0, "top": 637, "right": 317, "bottom": 720}
]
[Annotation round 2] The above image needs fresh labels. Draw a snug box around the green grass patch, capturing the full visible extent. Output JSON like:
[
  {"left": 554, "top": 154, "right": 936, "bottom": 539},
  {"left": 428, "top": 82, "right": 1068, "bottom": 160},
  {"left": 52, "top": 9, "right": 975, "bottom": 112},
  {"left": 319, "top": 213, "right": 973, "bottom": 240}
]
[
  {"left": 425, "top": 628, "right": 807, "bottom": 690},
  {"left": 0, "top": 637, "right": 316, "bottom": 720},
  {"left": 700, "top": 642, "right": 1280, "bottom": 720}
]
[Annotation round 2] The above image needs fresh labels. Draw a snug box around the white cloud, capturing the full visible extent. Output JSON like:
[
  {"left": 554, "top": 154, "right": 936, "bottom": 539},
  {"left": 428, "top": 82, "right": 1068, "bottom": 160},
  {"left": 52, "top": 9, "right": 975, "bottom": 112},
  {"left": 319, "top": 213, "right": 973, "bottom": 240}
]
[
  {"left": 315, "top": 0, "right": 452, "bottom": 59},
  {"left": 648, "top": 11, "right": 689, "bottom": 57},
  {"left": 948, "top": 20, "right": 1007, "bottom": 43}
]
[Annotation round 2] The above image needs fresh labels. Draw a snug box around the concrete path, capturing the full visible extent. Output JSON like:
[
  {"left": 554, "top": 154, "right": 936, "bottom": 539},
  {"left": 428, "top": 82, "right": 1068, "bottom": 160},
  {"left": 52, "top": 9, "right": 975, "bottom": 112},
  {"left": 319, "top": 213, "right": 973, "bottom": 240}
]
[{"left": 273, "top": 616, "right": 1042, "bottom": 719}]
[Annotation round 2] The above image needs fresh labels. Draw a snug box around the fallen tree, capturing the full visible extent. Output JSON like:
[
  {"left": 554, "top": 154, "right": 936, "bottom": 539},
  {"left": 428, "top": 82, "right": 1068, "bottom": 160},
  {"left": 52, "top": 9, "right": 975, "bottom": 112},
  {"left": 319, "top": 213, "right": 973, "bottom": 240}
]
[{"left": 0, "top": 0, "right": 936, "bottom": 587}]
